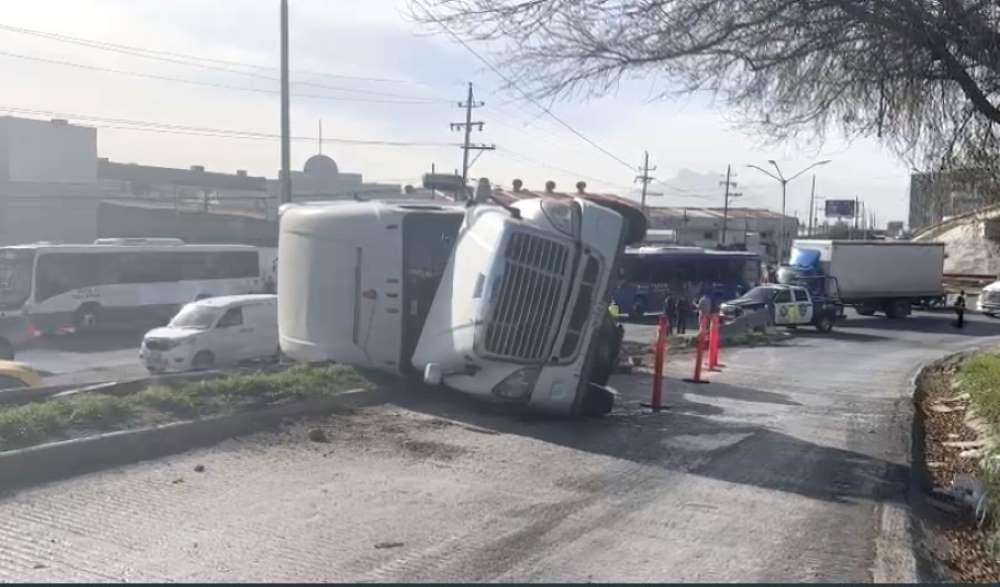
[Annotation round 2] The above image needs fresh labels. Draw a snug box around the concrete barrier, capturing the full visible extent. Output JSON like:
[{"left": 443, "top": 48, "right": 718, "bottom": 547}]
[{"left": 0, "top": 386, "right": 381, "bottom": 492}]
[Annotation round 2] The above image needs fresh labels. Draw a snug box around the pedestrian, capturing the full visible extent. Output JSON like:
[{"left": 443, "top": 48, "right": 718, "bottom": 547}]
[
  {"left": 608, "top": 299, "right": 621, "bottom": 323},
  {"left": 696, "top": 291, "right": 712, "bottom": 330},
  {"left": 662, "top": 288, "right": 677, "bottom": 335},
  {"left": 675, "top": 285, "right": 689, "bottom": 334},
  {"left": 954, "top": 290, "right": 966, "bottom": 329}
]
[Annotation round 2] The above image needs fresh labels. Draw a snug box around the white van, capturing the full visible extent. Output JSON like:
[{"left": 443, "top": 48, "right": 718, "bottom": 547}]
[
  {"left": 140, "top": 294, "right": 277, "bottom": 373},
  {"left": 979, "top": 280, "right": 1000, "bottom": 317}
]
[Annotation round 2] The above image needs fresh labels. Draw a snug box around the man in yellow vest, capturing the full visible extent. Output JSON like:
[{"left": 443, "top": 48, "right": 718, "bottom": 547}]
[{"left": 608, "top": 300, "right": 621, "bottom": 322}]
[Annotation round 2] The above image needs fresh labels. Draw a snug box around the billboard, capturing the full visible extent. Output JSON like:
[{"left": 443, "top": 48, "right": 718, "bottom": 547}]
[{"left": 825, "top": 199, "right": 856, "bottom": 217}]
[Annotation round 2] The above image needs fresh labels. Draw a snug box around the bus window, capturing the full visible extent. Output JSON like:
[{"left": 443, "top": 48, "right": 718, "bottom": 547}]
[
  {"left": 36, "top": 254, "right": 100, "bottom": 302},
  {"left": 0, "top": 250, "right": 35, "bottom": 309}
]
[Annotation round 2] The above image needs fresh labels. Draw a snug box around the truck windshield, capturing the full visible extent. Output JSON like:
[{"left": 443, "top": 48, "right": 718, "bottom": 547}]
[
  {"left": 169, "top": 305, "right": 221, "bottom": 330},
  {"left": 0, "top": 250, "right": 35, "bottom": 309},
  {"left": 788, "top": 248, "right": 821, "bottom": 268}
]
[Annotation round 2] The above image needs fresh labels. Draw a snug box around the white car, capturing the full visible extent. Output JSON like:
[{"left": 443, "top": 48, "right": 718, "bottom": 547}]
[
  {"left": 979, "top": 280, "right": 1000, "bottom": 317},
  {"left": 140, "top": 295, "right": 278, "bottom": 373}
]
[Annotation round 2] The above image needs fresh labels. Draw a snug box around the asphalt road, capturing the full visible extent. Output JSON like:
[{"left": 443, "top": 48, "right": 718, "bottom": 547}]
[
  {"left": 2, "top": 311, "right": 1000, "bottom": 581},
  {"left": 15, "top": 331, "right": 148, "bottom": 386}
]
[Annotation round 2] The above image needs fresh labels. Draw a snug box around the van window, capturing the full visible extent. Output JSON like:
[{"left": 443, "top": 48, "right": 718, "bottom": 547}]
[{"left": 216, "top": 307, "right": 243, "bottom": 328}]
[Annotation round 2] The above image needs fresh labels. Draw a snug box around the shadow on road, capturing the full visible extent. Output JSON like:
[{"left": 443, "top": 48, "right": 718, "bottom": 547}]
[
  {"left": 795, "top": 329, "right": 893, "bottom": 343},
  {"left": 380, "top": 374, "right": 904, "bottom": 506}
]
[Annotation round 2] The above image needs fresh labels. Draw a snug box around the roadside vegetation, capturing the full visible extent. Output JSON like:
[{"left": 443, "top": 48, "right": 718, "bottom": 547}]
[
  {"left": 958, "top": 354, "right": 1000, "bottom": 536},
  {"left": 0, "top": 366, "right": 368, "bottom": 452}
]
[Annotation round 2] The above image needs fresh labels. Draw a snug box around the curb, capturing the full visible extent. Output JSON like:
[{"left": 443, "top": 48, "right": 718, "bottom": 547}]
[{"left": 0, "top": 386, "right": 380, "bottom": 492}]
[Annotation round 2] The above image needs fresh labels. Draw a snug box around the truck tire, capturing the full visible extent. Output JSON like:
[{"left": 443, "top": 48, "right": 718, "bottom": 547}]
[
  {"left": 855, "top": 305, "right": 876, "bottom": 316},
  {"left": 814, "top": 313, "right": 834, "bottom": 333},
  {"left": 884, "top": 300, "right": 911, "bottom": 319}
]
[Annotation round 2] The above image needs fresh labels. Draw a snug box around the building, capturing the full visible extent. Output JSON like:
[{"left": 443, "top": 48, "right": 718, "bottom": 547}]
[
  {"left": 909, "top": 169, "right": 996, "bottom": 232},
  {"left": 913, "top": 203, "right": 1000, "bottom": 277},
  {"left": 0, "top": 115, "right": 412, "bottom": 246},
  {"left": 643, "top": 206, "right": 798, "bottom": 263}
]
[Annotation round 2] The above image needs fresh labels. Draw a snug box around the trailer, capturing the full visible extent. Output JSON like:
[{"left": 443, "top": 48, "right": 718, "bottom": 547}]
[{"left": 778, "top": 239, "right": 945, "bottom": 318}]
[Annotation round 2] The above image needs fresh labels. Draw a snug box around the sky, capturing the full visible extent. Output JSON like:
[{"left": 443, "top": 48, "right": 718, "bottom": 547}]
[{"left": 1, "top": 0, "right": 915, "bottom": 226}]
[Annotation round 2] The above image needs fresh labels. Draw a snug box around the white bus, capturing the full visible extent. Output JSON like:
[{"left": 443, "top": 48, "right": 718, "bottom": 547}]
[{"left": 0, "top": 239, "right": 263, "bottom": 337}]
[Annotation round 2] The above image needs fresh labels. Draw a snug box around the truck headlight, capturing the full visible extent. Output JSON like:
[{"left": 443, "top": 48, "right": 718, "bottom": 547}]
[
  {"left": 540, "top": 200, "right": 580, "bottom": 238},
  {"left": 492, "top": 366, "right": 540, "bottom": 400}
]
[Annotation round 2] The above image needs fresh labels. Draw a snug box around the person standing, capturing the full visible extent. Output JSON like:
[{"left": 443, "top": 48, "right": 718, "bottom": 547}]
[
  {"left": 662, "top": 289, "right": 677, "bottom": 335},
  {"left": 675, "top": 284, "right": 689, "bottom": 334},
  {"left": 954, "top": 290, "right": 967, "bottom": 329},
  {"left": 696, "top": 291, "right": 713, "bottom": 331}
]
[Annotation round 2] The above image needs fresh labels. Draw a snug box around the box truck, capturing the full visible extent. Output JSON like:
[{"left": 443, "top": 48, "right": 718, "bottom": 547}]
[
  {"left": 277, "top": 185, "right": 642, "bottom": 416},
  {"left": 777, "top": 239, "right": 945, "bottom": 318}
]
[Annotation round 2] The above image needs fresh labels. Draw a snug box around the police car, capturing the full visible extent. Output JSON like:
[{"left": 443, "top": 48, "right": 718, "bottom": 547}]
[{"left": 720, "top": 284, "right": 837, "bottom": 333}]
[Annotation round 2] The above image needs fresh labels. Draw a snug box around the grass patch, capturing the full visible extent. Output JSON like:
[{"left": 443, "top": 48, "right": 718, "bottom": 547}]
[
  {"left": 956, "top": 354, "right": 1000, "bottom": 542},
  {"left": 0, "top": 365, "right": 368, "bottom": 452}
]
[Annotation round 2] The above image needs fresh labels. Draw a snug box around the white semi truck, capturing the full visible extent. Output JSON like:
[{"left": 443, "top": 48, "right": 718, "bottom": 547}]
[
  {"left": 277, "top": 187, "right": 640, "bottom": 416},
  {"left": 777, "top": 239, "right": 945, "bottom": 318}
]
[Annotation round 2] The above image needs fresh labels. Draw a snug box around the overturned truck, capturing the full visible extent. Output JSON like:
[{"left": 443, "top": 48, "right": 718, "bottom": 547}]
[{"left": 277, "top": 181, "right": 645, "bottom": 416}]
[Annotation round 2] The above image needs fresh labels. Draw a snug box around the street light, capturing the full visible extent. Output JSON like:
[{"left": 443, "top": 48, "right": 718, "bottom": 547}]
[{"left": 746, "top": 159, "right": 831, "bottom": 264}]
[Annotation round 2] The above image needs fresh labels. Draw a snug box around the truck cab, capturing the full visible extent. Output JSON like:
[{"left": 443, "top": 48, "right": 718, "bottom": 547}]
[{"left": 721, "top": 284, "right": 837, "bottom": 333}]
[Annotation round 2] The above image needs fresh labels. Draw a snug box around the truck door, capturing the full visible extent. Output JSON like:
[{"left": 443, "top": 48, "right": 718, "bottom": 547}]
[
  {"left": 400, "top": 211, "right": 464, "bottom": 374},
  {"left": 792, "top": 288, "right": 813, "bottom": 324},
  {"left": 772, "top": 288, "right": 795, "bottom": 325}
]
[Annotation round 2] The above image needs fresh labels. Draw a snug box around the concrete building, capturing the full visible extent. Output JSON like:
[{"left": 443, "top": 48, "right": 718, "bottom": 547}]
[
  {"left": 643, "top": 206, "right": 798, "bottom": 263},
  {"left": 0, "top": 116, "right": 97, "bottom": 183},
  {"left": 0, "top": 115, "right": 411, "bottom": 246},
  {"left": 913, "top": 203, "right": 1000, "bottom": 277},
  {"left": 909, "top": 169, "right": 996, "bottom": 232}
]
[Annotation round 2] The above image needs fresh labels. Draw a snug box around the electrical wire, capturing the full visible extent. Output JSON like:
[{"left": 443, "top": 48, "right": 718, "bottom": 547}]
[
  {"left": 0, "top": 50, "right": 449, "bottom": 105},
  {"left": 412, "top": 0, "right": 638, "bottom": 173},
  {"left": 0, "top": 22, "right": 411, "bottom": 84},
  {"left": 0, "top": 106, "right": 459, "bottom": 147}
]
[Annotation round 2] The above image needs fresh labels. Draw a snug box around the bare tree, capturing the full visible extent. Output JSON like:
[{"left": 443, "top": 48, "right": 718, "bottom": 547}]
[{"left": 413, "top": 0, "right": 1000, "bottom": 191}]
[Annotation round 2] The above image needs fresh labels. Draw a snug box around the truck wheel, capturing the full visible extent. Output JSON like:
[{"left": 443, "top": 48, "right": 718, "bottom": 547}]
[
  {"left": 855, "top": 306, "right": 876, "bottom": 316},
  {"left": 884, "top": 300, "right": 911, "bottom": 319},
  {"left": 581, "top": 384, "right": 615, "bottom": 417},
  {"left": 814, "top": 314, "right": 834, "bottom": 333}
]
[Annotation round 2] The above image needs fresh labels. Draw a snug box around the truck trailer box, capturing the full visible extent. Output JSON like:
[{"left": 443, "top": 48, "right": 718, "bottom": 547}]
[{"left": 789, "top": 239, "right": 944, "bottom": 300}]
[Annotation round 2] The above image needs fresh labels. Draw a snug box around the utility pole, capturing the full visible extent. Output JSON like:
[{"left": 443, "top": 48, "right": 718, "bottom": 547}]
[
  {"left": 635, "top": 151, "right": 657, "bottom": 214},
  {"left": 719, "top": 164, "right": 742, "bottom": 245},
  {"left": 808, "top": 175, "right": 816, "bottom": 237},
  {"left": 853, "top": 196, "right": 860, "bottom": 238},
  {"left": 450, "top": 82, "right": 494, "bottom": 198},
  {"left": 279, "top": 0, "right": 292, "bottom": 204}
]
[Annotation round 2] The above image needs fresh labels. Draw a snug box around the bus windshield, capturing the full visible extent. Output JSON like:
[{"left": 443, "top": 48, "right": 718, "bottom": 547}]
[
  {"left": 0, "top": 250, "right": 35, "bottom": 309},
  {"left": 169, "top": 304, "right": 221, "bottom": 330}
]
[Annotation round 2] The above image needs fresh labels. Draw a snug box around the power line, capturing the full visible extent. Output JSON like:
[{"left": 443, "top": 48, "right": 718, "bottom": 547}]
[
  {"left": 412, "top": 0, "right": 636, "bottom": 173},
  {"left": 0, "top": 50, "right": 449, "bottom": 105},
  {"left": 493, "top": 147, "right": 634, "bottom": 193},
  {"left": 0, "top": 106, "right": 458, "bottom": 147},
  {"left": 0, "top": 22, "right": 412, "bottom": 85}
]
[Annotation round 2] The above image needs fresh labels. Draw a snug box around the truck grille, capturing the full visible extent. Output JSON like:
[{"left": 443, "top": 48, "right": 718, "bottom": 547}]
[{"left": 482, "top": 231, "right": 572, "bottom": 361}]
